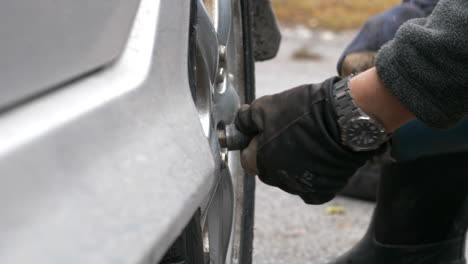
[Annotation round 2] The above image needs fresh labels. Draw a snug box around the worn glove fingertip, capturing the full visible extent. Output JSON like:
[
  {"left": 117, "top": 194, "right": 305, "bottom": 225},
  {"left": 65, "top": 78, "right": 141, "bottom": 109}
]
[
  {"left": 241, "top": 137, "right": 260, "bottom": 175},
  {"left": 235, "top": 104, "right": 258, "bottom": 134}
]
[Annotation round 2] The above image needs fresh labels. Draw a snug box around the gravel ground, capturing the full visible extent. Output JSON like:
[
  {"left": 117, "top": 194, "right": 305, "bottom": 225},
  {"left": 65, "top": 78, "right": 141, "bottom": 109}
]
[{"left": 252, "top": 29, "right": 375, "bottom": 264}]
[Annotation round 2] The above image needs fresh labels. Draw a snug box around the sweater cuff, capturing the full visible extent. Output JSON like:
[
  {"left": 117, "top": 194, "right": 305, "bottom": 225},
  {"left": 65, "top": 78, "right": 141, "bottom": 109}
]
[{"left": 375, "top": 41, "right": 455, "bottom": 129}]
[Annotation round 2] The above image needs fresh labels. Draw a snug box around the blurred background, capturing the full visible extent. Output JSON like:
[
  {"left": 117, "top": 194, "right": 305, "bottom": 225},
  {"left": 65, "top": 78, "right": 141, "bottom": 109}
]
[
  {"left": 271, "top": 0, "right": 400, "bottom": 30},
  {"left": 252, "top": 1, "right": 400, "bottom": 263}
]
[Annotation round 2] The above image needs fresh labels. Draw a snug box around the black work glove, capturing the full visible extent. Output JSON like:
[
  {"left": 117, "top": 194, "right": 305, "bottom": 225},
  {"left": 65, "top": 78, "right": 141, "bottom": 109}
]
[{"left": 236, "top": 77, "right": 386, "bottom": 204}]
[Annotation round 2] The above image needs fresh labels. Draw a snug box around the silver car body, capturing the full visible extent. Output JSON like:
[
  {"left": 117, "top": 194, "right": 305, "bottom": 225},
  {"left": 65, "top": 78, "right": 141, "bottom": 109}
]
[
  {"left": 0, "top": 0, "right": 214, "bottom": 263},
  {"left": 0, "top": 0, "right": 140, "bottom": 110}
]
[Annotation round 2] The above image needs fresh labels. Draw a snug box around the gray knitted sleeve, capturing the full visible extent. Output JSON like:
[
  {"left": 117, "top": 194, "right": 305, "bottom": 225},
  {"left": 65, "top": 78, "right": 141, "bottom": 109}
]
[{"left": 375, "top": 0, "right": 468, "bottom": 129}]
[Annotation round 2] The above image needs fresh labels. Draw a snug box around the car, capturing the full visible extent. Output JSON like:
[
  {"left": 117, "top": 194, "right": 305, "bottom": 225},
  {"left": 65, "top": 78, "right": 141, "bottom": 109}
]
[{"left": 0, "top": 0, "right": 280, "bottom": 263}]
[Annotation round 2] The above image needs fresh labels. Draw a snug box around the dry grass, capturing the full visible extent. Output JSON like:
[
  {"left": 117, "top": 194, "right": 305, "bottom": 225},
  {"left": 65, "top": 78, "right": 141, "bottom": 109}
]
[{"left": 271, "top": 0, "right": 401, "bottom": 30}]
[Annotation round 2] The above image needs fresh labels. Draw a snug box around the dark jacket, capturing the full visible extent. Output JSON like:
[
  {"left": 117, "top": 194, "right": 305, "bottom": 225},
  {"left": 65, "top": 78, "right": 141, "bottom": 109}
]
[
  {"left": 406, "top": 0, "right": 438, "bottom": 15},
  {"left": 337, "top": 0, "right": 438, "bottom": 75}
]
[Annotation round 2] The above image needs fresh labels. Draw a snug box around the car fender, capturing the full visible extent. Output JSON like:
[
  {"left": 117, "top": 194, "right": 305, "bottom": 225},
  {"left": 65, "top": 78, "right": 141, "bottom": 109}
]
[{"left": 0, "top": 0, "right": 215, "bottom": 263}]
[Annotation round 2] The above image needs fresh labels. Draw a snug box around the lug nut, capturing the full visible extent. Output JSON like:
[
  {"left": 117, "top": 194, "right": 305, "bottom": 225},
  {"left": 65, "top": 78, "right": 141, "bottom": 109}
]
[
  {"left": 216, "top": 67, "right": 225, "bottom": 84},
  {"left": 217, "top": 123, "right": 252, "bottom": 151},
  {"left": 216, "top": 45, "right": 227, "bottom": 85},
  {"left": 218, "top": 45, "right": 227, "bottom": 67}
]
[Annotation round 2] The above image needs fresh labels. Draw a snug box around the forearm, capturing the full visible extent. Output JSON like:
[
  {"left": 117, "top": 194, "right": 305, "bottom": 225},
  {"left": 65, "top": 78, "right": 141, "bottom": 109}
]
[{"left": 350, "top": 68, "right": 415, "bottom": 132}]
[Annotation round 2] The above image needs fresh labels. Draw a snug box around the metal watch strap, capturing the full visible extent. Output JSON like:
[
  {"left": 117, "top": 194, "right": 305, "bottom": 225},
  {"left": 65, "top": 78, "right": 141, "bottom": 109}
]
[
  {"left": 333, "top": 76, "right": 358, "bottom": 120},
  {"left": 333, "top": 76, "right": 391, "bottom": 149}
]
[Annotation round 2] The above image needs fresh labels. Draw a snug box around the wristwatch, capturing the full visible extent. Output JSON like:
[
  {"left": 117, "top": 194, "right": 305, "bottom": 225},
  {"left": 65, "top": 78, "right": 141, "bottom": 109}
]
[{"left": 332, "top": 76, "right": 390, "bottom": 151}]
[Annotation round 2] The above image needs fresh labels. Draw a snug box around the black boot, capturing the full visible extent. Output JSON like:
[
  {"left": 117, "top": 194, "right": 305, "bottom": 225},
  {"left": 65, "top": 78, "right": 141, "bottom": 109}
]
[{"left": 329, "top": 152, "right": 468, "bottom": 264}]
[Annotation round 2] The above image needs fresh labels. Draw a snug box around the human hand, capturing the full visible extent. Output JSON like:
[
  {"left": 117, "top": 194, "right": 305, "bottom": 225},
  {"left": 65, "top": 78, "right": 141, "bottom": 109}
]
[{"left": 235, "top": 77, "right": 386, "bottom": 204}]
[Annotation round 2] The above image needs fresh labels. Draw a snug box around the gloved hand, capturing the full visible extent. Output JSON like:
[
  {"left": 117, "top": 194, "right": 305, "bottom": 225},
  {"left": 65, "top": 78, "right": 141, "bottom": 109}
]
[{"left": 235, "top": 77, "right": 386, "bottom": 204}]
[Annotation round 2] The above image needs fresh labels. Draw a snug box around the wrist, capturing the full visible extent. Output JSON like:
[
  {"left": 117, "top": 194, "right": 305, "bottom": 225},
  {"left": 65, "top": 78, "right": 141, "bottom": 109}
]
[{"left": 349, "top": 68, "right": 415, "bottom": 132}]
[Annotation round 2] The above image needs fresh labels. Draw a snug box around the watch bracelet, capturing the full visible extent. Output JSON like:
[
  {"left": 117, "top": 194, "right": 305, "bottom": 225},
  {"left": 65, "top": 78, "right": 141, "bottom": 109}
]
[
  {"left": 332, "top": 76, "right": 391, "bottom": 150},
  {"left": 333, "top": 76, "right": 359, "bottom": 121}
]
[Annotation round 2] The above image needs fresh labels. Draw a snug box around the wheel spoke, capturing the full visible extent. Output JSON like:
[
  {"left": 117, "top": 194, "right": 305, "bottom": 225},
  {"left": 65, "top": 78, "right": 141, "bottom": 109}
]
[
  {"left": 194, "top": 1, "right": 247, "bottom": 263},
  {"left": 203, "top": 0, "right": 232, "bottom": 45}
]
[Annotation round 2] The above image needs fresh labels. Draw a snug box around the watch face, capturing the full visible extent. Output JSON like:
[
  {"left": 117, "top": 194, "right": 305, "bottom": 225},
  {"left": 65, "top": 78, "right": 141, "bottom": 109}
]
[{"left": 343, "top": 117, "right": 385, "bottom": 151}]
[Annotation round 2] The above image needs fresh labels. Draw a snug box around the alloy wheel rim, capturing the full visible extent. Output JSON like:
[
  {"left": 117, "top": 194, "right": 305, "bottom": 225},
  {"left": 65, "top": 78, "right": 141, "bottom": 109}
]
[{"left": 193, "top": 0, "right": 248, "bottom": 263}]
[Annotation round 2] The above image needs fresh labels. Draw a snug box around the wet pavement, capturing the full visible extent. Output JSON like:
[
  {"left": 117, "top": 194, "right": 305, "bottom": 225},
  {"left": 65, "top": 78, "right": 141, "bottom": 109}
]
[
  {"left": 252, "top": 28, "right": 468, "bottom": 263},
  {"left": 252, "top": 29, "right": 375, "bottom": 264}
]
